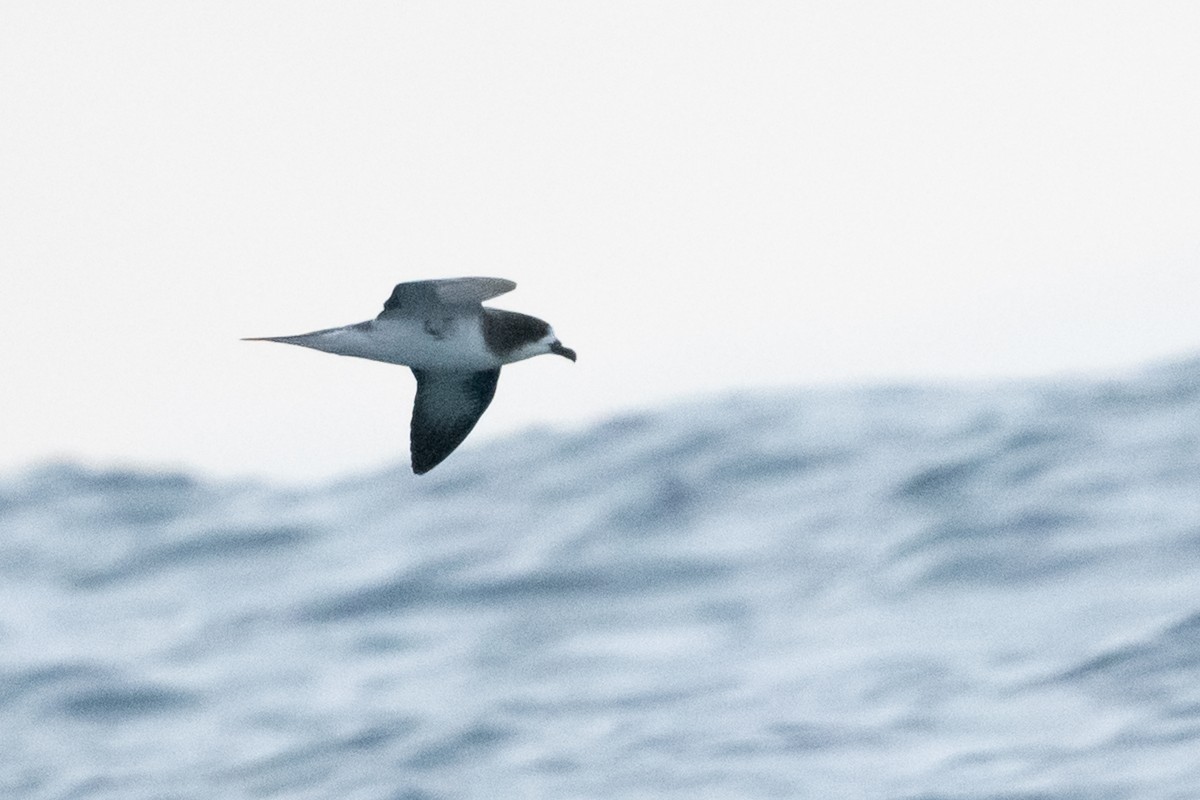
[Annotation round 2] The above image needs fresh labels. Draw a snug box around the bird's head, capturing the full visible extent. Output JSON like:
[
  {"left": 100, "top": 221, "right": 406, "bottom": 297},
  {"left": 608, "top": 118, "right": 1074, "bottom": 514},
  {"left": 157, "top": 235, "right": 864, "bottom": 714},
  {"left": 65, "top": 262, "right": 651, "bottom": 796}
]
[
  {"left": 485, "top": 309, "right": 576, "bottom": 364},
  {"left": 519, "top": 327, "right": 575, "bottom": 362}
]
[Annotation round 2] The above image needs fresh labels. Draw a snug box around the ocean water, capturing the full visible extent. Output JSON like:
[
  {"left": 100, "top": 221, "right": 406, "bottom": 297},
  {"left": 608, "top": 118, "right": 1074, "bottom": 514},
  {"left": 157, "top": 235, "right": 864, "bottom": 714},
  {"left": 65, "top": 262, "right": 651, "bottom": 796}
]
[{"left": 3, "top": 357, "right": 1200, "bottom": 799}]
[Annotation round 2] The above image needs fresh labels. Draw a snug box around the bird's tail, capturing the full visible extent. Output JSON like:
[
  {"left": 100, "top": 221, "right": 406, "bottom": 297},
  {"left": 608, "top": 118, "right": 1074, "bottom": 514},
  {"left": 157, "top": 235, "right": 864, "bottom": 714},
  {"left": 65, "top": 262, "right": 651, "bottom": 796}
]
[{"left": 241, "top": 323, "right": 370, "bottom": 357}]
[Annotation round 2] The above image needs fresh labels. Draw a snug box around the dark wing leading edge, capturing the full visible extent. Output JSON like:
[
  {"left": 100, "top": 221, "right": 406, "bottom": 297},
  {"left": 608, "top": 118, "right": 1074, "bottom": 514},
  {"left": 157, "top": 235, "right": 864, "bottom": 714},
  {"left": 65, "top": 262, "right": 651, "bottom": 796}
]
[
  {"left": 409, "top": 368, "right": 501, "bottom": 474},
  {"left": 380, "top": 278, "right": 517, "bottom": 319}
]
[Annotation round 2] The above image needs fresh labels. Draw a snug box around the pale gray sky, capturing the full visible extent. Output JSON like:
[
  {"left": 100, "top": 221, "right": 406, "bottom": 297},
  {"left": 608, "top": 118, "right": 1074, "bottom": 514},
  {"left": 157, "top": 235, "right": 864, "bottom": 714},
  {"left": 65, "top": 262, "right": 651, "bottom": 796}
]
[{"left": 2, "top": 2, "right": 1197, "bottom": 480}]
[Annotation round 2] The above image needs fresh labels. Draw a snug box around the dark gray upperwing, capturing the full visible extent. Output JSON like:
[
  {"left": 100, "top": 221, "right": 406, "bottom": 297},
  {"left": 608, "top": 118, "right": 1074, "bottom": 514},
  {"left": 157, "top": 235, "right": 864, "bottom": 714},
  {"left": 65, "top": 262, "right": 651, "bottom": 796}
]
[
  {"left": 380, "top": 278, "right": 517, "bottom": 319},
  {"left": 409, "top": 368, "right": 501, "bottom": 474}
]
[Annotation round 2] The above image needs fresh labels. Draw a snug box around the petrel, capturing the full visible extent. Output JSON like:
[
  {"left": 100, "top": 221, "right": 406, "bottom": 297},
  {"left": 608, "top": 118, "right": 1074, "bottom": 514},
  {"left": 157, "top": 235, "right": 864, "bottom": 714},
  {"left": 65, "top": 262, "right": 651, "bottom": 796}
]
[{"left": 244, "top": 277, "right": 575, "bottom": 474}]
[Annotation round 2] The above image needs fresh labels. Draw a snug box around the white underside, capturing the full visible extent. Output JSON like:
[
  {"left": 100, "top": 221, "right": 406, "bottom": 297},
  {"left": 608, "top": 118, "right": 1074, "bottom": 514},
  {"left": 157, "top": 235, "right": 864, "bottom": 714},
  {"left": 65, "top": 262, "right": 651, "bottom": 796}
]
[{"left": 305, "top": 317, "right": 504, "bottom": 371}]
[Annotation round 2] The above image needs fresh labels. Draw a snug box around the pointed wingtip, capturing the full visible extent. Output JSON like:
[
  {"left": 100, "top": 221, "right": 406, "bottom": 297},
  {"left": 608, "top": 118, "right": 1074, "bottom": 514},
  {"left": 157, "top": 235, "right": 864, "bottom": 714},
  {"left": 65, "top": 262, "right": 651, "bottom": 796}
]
[{"left": 410, "top": 448, "right": 445, "bottom": 475}]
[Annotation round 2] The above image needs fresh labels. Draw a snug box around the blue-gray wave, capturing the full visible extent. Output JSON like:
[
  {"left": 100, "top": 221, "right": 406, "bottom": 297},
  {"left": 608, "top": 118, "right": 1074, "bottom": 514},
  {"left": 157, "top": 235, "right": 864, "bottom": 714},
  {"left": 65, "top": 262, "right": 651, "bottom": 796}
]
[{"left": 2, "top": 355, "right": 1199, "bottom": 799}]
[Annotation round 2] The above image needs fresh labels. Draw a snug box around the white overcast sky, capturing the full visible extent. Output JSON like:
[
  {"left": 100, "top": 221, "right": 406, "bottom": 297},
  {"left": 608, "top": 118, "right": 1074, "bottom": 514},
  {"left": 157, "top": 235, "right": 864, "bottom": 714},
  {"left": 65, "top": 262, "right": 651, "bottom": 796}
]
[{"left": 2, "top": 2, "right": 1198, "bottom": 481}]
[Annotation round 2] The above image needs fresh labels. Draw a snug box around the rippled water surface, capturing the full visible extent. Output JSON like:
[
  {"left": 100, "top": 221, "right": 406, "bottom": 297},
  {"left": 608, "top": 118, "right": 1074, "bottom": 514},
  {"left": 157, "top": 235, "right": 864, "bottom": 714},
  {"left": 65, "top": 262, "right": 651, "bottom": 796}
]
[{"left": 3, "top": 358, "right": 1200, "bottom": 799}]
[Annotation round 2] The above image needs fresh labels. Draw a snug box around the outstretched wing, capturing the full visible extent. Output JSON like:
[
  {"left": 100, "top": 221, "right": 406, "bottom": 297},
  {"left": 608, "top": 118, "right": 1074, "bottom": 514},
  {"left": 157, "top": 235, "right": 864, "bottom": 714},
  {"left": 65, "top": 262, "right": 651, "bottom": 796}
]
[
  {"left": 409, "top": 368, "right": 501, "bottom": 474},
  {"left": 380, "top": 278, "right": 517, "bottom": 319}
]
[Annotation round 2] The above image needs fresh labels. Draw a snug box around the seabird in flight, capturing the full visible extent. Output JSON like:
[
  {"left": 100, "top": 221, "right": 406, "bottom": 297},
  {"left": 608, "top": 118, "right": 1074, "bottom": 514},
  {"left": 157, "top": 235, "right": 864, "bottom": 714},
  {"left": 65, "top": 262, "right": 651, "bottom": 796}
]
[{"left": 244, "top": 277, "right": 575, "bottom": 474}]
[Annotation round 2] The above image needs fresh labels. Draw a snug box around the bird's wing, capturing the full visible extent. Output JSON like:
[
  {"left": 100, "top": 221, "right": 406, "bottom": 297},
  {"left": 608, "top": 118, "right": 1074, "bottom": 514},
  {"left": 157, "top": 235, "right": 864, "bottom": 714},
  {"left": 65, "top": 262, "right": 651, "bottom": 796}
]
[
  {"left": 379, "top": 278, "right": 517, "bottom": 319},
  {"left": 409, "top": 368, "right": 501, "bottom": 474}
]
